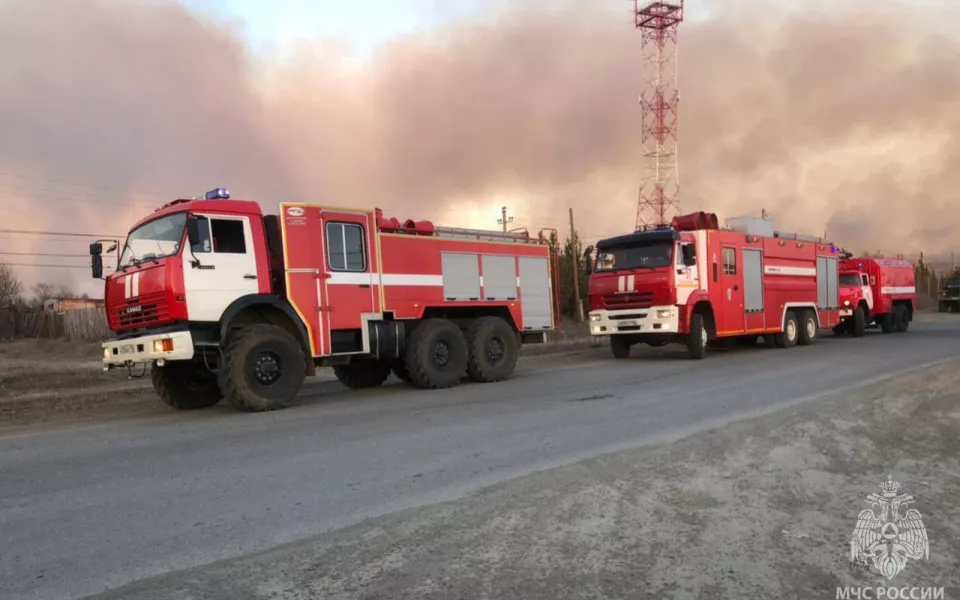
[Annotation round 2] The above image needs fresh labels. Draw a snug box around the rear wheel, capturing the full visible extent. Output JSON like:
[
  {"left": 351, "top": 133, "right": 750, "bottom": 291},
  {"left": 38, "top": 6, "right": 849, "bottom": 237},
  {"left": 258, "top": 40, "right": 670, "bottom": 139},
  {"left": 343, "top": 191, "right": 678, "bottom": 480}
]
[
  {"left": 404, "top": 318, "right": 468, "bottom": 389},
  {"left": 334, "top": 360, "right": 391, "bottom": 389},
  {"left": 878, "top": 312, "right": 896, "bottom": 334},
  {"left": 151, "top": 361, "right": 222, "bottom": 410},
  {"left": 797, "top": 310, "right": 818, "bottom": 346},
  {"left": 218, "top": 324, "right": 307, "bottom": 412},
  {"left": 893, "top": 304, "right": 910, "bottom": 333},
  {"left": 465, "top": 316, "right": 519, "bottom": 382},
  {"left": 774, "top": 311, "right": 799, "bottom": 348},
  {"left": 687, "top": 313, "right": 707, "bottom": 359},
  {"left": 610, "top": 336, "right": 631, "bottom": 359}
]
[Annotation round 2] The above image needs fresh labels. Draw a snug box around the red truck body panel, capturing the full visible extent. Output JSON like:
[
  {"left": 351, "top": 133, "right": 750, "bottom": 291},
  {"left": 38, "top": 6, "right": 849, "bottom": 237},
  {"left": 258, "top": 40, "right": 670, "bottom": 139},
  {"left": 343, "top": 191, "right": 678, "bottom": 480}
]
[{"left": 280, "top": 204, "right": 557, "bottom": 358}]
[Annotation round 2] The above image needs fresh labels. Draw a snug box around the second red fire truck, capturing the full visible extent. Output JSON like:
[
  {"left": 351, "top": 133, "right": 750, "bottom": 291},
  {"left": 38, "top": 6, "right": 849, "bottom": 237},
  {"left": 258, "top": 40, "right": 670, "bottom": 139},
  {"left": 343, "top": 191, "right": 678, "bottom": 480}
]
[
  {"left": 92, "top": 188, "right": 560, "bottom": 413},
  {"left": 835, "top": 256, "right": 916, "bottom": 336},
  {"left": 585, "top": 212, "right": 844, "bottom": 359}
]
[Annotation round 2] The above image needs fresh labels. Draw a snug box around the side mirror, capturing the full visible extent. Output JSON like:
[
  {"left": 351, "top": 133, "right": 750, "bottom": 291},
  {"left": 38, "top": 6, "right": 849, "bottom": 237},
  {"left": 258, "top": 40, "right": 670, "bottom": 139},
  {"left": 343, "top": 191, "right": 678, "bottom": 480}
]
[
  {"left": 186, "top": 216, "right": 200, "bottom": 246},
  {"left": 91, "top": 255, "right": 103, "bottom": 279}
]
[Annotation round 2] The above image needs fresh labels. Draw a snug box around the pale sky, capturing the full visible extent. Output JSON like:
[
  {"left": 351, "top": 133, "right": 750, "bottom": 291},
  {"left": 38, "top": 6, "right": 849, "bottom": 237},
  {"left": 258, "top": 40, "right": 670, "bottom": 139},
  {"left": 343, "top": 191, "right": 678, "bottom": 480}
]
[{"left": 178, "top": 0, "right": 488, "bottom": 56}]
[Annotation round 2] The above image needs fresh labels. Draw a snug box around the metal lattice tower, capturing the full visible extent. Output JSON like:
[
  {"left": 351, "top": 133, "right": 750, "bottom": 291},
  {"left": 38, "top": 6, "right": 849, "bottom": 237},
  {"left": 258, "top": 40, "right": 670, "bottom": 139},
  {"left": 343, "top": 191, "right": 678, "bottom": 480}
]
[{"left": 632, "top": 1, "right": 683, "bottom": 229}]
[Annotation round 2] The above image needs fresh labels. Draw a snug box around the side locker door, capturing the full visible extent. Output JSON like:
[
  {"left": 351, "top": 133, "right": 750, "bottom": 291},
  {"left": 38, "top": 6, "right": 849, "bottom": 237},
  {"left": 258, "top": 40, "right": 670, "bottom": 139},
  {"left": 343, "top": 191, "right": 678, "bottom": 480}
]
[
  {"left": 742, "top": 248, "right": 765, "bottom": 333},
  {"left": 183, "top": 213, "right": 260, "bottom": 322},
  {"left": 718, "top": 245, "right": 745, "bottom": 334},
  {"left": 318, "top": 209, "right": 377, "bottom": 355}
]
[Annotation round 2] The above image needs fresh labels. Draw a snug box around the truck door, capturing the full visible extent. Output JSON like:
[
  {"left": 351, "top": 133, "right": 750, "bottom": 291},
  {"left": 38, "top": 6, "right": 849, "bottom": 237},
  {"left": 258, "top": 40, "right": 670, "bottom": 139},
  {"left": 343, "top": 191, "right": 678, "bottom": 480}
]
[
  {"left": 319, "top": 209, "right": 378, "bottom": 355},
  {"left": 718, "top": 245, "right": 745, "bottom": 334},
  {"left": 183, "top": 213, "right": 260, "bottom": 322},
  {"left": 861, "top": 273, "right": 874, "bottom": 311}
]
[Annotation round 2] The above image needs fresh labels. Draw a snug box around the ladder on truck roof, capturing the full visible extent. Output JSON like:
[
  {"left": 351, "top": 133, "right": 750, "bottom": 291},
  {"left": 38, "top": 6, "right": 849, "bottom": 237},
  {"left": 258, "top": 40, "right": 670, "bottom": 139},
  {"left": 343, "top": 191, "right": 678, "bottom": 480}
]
[{"left": 432, "top": 225, "right": 539, "bottom": 244}]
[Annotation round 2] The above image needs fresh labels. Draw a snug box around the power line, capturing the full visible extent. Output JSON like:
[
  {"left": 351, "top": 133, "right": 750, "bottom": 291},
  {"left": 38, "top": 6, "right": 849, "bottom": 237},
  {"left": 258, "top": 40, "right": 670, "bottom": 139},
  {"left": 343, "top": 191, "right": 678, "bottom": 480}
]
[
  {"left": 0, "top": 229, "right": 125, "bottom": 238},
  {"left": 2, "top": 263, "right": 93, "bottom": 269},
  {"left": 0, "top": 252, "right": 91, "bottom": 257}
]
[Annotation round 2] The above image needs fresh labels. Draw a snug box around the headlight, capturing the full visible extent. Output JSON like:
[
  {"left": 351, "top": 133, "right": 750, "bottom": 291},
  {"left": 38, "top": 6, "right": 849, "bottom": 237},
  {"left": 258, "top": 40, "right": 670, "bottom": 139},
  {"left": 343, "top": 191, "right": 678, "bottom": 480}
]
[
  {"left": 844, "top": 300, "right": 850, "bottom": 306},
  {"left": 103, "top": 348, "right": 111, "bottom": 360},
  {"left": 153, "top": 339, "right": 174, "bottom": 353},
  {"left": 591, "top": 325, "right": 602, "bottom": 334},
  {"left": 590, "top": 314, "right": 601, "bottom": 322},
  {"left": 657, "top": 309, "right": 675, "bottom": 319}
]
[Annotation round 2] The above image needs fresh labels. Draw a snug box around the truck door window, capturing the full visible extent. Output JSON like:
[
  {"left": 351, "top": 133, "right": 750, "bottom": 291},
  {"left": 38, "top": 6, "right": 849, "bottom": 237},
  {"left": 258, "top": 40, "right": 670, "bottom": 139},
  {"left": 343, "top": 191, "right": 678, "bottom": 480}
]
[
  {"left": 861, "top": 274, "right": 869, "bottom": 286},
  {"left": 326, "top": 222, "right": 366, "bottom": 272},
  {"left": 722, "top": 247, "right": 737, "bottom": 275},
  {"left": 210, "top": 219, "right": 247, "bottom": 254},
  {"left": 190, "top": 217, "right": 212, "bottom": 253}
]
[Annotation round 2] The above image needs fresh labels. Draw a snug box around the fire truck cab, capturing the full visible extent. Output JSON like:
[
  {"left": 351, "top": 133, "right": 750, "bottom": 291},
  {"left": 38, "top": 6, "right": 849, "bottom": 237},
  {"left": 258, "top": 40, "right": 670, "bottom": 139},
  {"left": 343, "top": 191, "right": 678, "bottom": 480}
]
[
  {"left": 836, "top": 256, "right": 916, "bottom": 336},
  {"left": 585, "top": 212, "right": 842, "bottom": 359},
  {"left": 91, "top": 188, "right": 560, "bottom": 413}
]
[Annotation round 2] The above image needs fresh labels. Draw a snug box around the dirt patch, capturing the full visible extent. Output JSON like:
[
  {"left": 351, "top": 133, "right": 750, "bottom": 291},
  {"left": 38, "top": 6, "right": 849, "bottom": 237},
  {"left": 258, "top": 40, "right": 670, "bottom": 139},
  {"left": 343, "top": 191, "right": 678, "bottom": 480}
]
[{"left": 88, "top": 359, "right": 960, "bottom": 600}]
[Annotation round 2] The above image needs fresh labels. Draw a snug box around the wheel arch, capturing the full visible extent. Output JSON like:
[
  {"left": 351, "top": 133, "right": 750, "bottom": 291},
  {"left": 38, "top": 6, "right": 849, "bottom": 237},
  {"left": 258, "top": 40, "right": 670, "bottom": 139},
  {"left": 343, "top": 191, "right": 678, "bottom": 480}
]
[
  {"left": 781, "top": 302, "right": 819, "bottom": 329},
  {"left": 421, "top": 305, "right": 519, "bottom": 332},
  {"left": 219, "top": 294, "right": 315, "bottom": 375}
]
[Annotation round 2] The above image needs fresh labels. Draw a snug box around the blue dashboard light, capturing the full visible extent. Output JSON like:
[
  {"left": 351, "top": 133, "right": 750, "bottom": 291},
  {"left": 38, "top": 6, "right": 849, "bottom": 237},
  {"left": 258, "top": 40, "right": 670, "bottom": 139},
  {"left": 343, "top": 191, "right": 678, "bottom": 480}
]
[{"left": 204, "top": 187, "right": 230, "bottom": 200}]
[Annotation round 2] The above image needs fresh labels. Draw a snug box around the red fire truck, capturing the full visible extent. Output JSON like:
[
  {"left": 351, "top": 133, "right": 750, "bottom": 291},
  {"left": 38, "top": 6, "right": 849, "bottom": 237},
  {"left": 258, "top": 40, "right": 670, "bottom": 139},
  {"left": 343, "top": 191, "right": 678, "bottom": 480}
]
[
  {"left": 91, "top": 188, "right": 560, "bottom": 412},
  {"left": 585, "top": 212, "right": 843, "bottom": 359},
  {"left": 835, "top": 256, "right": 916, "bottom": 336}
]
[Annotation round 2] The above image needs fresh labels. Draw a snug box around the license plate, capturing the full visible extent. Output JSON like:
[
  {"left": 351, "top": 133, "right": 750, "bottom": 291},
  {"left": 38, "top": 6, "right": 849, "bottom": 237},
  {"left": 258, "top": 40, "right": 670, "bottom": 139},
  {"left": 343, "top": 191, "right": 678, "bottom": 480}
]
[
  {"left": 619, "top": 320, "right": 639, "bottom": 327},
  {"left": 840, "top": 309, "right": 852, "bottom": 317},
  {"left": 119, "top": 344, "right": 136, "bottom": 355}
]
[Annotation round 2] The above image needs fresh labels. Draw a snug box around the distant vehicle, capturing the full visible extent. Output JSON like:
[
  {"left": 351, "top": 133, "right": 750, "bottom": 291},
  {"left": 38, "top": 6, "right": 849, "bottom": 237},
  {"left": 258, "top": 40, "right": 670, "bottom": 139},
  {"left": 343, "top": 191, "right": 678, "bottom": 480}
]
[
  {"left": 92, "top": 188, "right": 560, "bottom": 412},
  {"left": 585, "top": 212, "right": 843, "bottom": 359},
  {"left": 939, "top": 269, "right": 960, "bottom": 313},
  {"left": 836, "top": 257, "right": 916, "bottom": 336}
]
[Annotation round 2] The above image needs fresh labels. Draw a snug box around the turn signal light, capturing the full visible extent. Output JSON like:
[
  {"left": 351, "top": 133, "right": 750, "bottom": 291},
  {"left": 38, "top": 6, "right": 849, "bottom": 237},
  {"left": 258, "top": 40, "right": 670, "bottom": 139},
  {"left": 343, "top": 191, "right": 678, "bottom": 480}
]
[{"left": 152, "top": 339, "right": 174, "bottom": 353}]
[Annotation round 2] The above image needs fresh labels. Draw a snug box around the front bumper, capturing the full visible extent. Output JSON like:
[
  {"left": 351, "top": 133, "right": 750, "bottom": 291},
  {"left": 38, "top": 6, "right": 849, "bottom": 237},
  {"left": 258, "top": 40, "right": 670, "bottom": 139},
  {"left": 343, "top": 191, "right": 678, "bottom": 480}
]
[
  {"left": 588, "top": 306, "right": 680, "bottom": 335},
  {"left": 102, "top": 330, "right": 195, "bottom": 366}
]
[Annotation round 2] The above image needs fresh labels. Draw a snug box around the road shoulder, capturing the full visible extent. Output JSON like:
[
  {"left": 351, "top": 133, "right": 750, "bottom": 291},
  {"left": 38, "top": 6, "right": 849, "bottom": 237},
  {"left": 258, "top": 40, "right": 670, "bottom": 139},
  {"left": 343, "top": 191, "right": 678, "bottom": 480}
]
[{"left": 84, "top": 357, "right": 960, "bottom": 600}]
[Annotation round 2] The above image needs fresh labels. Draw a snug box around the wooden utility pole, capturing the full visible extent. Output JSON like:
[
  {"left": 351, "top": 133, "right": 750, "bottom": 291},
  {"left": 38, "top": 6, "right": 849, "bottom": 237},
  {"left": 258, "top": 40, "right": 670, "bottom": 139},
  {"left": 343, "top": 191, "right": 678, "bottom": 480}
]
[
  {"left": 569, "top": 207, "right": 584, "bottom": 322},
  {"left": 497, "top": 206, "right": 514, "bottom": 233}
]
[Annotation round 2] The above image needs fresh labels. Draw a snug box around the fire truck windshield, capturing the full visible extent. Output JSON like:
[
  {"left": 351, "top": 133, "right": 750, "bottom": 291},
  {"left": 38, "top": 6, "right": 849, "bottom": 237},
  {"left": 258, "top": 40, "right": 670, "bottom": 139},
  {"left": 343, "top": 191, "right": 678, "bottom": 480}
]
[
  {"left": 594, "top": 242, "right": 673, "bottom": 272},
  {"left": 119, "top": 212, "right": 187, "bottom": 268},
  {"left": 839, "top": 274, "right": 861, "bottom": 286}
]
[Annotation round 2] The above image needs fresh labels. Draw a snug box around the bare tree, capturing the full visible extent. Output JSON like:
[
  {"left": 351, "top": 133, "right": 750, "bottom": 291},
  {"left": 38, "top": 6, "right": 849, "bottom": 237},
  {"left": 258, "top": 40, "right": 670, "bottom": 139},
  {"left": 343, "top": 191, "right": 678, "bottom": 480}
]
[
  {"left": 33, "top": 282, "right": 58, "bottom": 302},
  {"left": 0, "top": 262, "right": 23, "bottom": 307}
]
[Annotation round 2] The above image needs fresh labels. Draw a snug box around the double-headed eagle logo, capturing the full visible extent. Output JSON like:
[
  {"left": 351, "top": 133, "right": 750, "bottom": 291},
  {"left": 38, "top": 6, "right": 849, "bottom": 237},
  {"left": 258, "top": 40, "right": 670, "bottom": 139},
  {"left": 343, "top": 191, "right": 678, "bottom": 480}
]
[{"left": 850, "top": 475, "right": 930, "bottom": 580}]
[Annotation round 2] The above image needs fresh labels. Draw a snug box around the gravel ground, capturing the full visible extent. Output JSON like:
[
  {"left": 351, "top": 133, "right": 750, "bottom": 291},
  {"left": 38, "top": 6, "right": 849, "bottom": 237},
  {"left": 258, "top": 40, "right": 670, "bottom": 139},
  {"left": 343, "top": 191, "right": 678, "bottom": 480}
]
[{"left": 82, "top": 357, "right": 960, "bottom": 600}]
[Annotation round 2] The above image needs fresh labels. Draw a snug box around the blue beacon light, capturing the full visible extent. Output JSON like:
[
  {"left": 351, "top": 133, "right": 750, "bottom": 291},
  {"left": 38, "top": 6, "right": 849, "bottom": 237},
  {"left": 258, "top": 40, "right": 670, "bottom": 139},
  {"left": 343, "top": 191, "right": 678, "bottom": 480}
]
[{"left": 204, "top": 187, "right": 230, "bottom": 200}]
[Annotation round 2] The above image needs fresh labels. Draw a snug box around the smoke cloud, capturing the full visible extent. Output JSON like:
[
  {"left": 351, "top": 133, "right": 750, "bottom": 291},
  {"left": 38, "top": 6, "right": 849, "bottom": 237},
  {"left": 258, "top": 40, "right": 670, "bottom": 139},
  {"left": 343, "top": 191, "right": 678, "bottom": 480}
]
[{"left": 1, "top": 0, "right": 958, "bottom": 294}]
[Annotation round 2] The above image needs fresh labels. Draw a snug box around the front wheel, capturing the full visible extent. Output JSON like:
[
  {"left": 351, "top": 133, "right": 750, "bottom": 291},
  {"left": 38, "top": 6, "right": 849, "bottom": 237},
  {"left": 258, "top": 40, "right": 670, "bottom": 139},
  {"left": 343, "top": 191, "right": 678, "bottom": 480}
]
[
  {"left": 151, "top": 361, "right": 222, "bottom": 410},
  {"left": 610, "top": 336, "right": 631, "bottom": 359},
  {"left": 218, "top": 324, "right": 307, "bottom": 412},
  {"left": 687, "top": 313, "right": 707, "bottom": 359},
  {"left": 852, "top": 306, "right": 866, "bottom": 338}
]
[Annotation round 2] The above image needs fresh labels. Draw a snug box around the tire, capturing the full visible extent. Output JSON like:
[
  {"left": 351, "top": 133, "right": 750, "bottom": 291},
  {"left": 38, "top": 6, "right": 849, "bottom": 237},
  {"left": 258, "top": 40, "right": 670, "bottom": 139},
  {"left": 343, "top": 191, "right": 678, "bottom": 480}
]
[
  {"left": 774, "top": 311, "right": 798, "bottom": 348},
  {"left": 894, "top": 304, "right": 910, "bottom": 333},
  {"left": 404, "top": 318, "right": 468, "bottom": 389},
  {"left": 465, "top": 316, "right": 520, "bottom": 382},
  {"left": 334, "top": 360, "right": 391, "bottom": 389},
  {"left": 878, "top": 313, "right": 896, "bottom": 334},
  {"left": 610, "top": 336, "right": 631, "bottom": 359},
  {"left": 939, "top": 302, "right": 949, "bottom": 313},
  {"left": 151, "top": 361, "right": 222, "bottom": 410},
  {"left": 797, "top": 310, "right": 818, "bottom": 346},
  {"left": 218, "top": 324, "right": 307, "bottom": 412},
  {"left": 391, "top": 359, "right": 412, "bottom": 383},
  {"left": 852, "top": 306, "right": 866, "bottom": 338},
  {"left": 687, "top": 312, "right": 707, "bottom": 359}
]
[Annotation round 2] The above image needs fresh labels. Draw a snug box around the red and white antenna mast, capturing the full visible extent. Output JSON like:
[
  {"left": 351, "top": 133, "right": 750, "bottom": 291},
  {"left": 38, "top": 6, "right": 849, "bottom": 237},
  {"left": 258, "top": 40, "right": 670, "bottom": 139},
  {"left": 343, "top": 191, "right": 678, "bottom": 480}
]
[{"left": 632, "top": 1, "right": 684, "bottom": 229}]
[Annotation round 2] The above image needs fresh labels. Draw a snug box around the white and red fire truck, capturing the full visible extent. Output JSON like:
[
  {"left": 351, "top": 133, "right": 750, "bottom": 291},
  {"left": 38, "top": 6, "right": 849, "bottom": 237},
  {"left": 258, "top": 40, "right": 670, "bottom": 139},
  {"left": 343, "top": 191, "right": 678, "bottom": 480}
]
[
  {"left": 91, "top": 188, "right": 560, "bottom": 412},
  {"left": 835, "top": 256, "right": 916, "bottom": 336},
  {"left": 585, "top": 212, "right": 844, "bottom": 359}
]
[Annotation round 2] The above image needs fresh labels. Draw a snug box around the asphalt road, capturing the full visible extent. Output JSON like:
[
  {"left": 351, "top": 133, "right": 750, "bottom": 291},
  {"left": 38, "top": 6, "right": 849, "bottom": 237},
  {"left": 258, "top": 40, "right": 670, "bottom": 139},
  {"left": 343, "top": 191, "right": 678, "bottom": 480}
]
[{"left": 3, "top": 319, "right": 960, "bottom": 600}]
